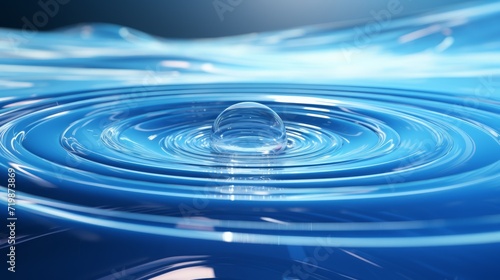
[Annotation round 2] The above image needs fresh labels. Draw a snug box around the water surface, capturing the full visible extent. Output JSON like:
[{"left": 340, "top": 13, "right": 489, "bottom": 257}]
[{"left": 1, "top": 1, "right": 500, "bottom": 279}]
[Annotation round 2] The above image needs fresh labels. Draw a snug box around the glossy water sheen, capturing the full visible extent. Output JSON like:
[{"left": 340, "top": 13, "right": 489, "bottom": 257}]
[
  {"left": 211, "top": 102, "right": 288, "bottom": 155},
  {"left": 1, "top": 1, "right": 500, "bottom": 279}
]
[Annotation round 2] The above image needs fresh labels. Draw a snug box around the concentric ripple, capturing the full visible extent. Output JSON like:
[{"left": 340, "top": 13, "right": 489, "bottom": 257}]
[
  {"left": 1, "top": 83, "right": 499, "bottom": 248},
  {"left": 0, "top": 9, "right": 500, "bottom": 279},
  {"left": 95, "top": 254, "right": 413, "bottom": 280}
]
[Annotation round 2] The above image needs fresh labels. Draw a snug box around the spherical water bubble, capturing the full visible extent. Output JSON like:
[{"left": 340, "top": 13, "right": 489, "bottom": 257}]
[{"left": 211, "top": 102, "right": 287, "bottom": 155}]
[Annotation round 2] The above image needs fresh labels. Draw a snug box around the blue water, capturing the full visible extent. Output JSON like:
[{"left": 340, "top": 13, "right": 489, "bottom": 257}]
[
  {"left": 1, "top": 1, "right": 500, "bottom": 279},
  {"left": 211, "top": 102, "right": 288, "bottom": 155}
]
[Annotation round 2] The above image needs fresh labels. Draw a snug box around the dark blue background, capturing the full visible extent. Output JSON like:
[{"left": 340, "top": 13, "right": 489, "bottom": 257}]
[{"left": 2, "top": 0, "right": 469, "bottom": 38}]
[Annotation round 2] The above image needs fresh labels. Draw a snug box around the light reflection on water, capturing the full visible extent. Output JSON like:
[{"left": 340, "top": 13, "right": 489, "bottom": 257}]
[{"left": 1, "top": 1, "right": 499, "bottom": 279}]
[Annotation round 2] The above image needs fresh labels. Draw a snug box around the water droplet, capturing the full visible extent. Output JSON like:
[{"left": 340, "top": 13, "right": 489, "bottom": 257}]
[{"left": 211, "top": 102, "right": 287, "bottom": 155}]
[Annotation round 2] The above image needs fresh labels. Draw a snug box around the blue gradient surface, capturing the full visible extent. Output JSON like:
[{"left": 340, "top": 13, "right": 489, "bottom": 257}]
[{"left": 1, "top": 1, "right": 499, "bottom": 279}]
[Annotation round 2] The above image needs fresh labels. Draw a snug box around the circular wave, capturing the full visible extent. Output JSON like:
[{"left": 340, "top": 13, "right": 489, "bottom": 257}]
[
  {"left": 1, "top": 83, "right": 499, "bottom": 247},
  {"left": 95, "top": 254, "right": 409, "bottom": 280}
]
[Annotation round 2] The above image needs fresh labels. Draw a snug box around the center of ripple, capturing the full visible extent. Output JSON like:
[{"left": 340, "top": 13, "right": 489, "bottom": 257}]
[{"left": 211, "top": 102, "right": 287, "bottom": 155}]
